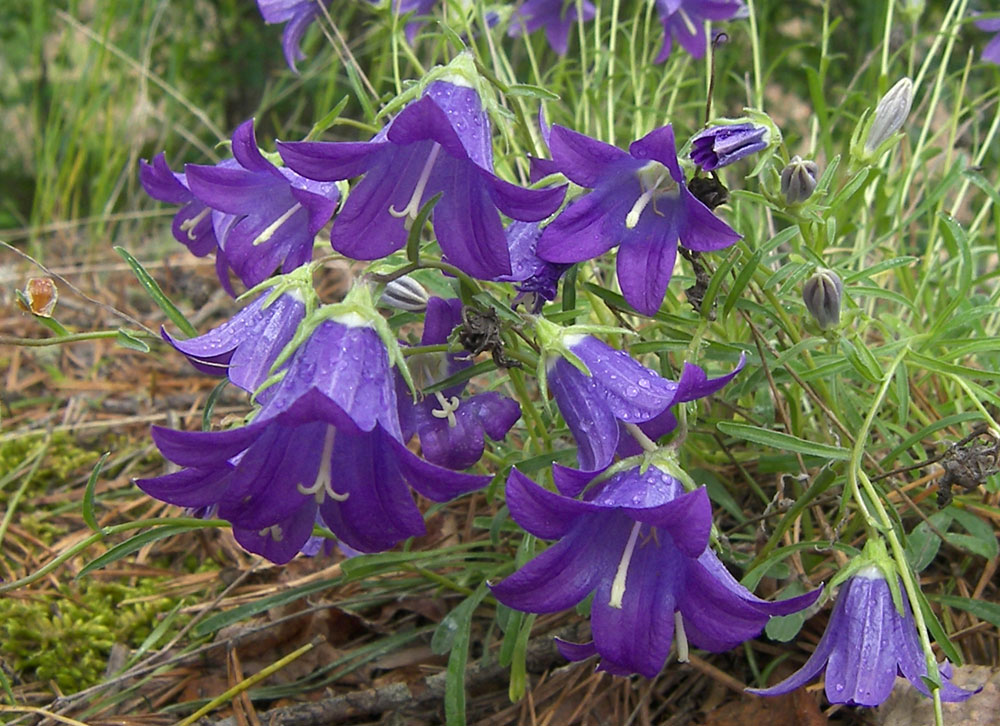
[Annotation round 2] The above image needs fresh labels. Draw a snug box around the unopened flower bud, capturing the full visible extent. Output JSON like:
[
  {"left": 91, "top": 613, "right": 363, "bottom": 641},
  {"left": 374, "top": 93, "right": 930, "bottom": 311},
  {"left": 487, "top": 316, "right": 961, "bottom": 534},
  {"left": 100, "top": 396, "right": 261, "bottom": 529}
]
[
  {"left": 864, "top": 78, "right": 913, "bottom": 153},
  {"left": 803, "top": 268, "right": 843, "bottom": 330},
  {"left": 690, "top": 122, "right": 769, "bottom": 171},
  {"left": 379, "top": 275, "right": 429, "bottom": 312},
  {"left": 780, "top": 156, "right": 820, "bottom": 204}
]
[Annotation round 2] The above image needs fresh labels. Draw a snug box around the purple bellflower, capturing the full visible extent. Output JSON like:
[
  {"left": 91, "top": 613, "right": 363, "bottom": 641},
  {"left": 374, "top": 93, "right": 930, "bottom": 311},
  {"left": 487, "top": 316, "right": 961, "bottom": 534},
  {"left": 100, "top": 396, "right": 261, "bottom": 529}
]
[
  {"left": 508, "top": 0, "right": 596, "bottom": 55},
  {"left": 495, "top": 221, "right": 571, "bottom": 313},
  {"left": 279, "top": 59, "right": 566, "bottom": 280},
  {"left": 137, "top": 286, "right": 489, "bottom": 562},
  {"left": 690, "top": 123, "right": 768, "bottom": 171},
  {"left": 534, "top": 317, "right": 743, "bottom": 472},
  {"left": 139, "top": 153, "right": 228, "bottom": 262},
  {"left": 976, "top": 16, "right": 1000, "bottom": 64},
  {"left": 749, "top": 565, "right": 979, "bottom": 706},
  {"left": 395, "top": 0, "right": 438, "bottom": 43},
  {"left": 185, "top": 119, "right": 340, "bottom": 292},
  {"left": 256, "top": 0, "right": 332, "bottom": 72},
  {"left": 399, "top": 297, "right": 521, "bottom": 470},
  {"left": 161, "top": 280, "right": 309, "bottom": 396},
  {"left": 654, "top": 0, "right": 746, "bottom": 63},
  {"left": 535, "top": 124, "right": 740, "bottom": 316},
  {"left": 491, "top": 463, "right": 821, "bottom": 677}
]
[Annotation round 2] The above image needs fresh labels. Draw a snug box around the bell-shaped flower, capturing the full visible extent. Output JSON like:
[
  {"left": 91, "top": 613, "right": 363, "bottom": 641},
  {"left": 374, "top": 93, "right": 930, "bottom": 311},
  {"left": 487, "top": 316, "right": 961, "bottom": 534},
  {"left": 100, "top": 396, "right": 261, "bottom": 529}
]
[
  {"left": 495, "top": 221, "right": 571, "bottom": 313},
  {"left": 399, "top": 297, "right": 521, "bottom": 470},
  {"left": 749, "top": 564, "right": 979, "bottom": 706},
  {"left": 278, "top": 59, "right": 566, "bottom": 280},
  {"left": 654, "top": 0, "right": 746, "bottom": 63},
  {"left": 185, "top": 119, "right": 340, "bottom": 291},
  {"left": 690, "top": 123, "right": 768, "bottom": 171},
  {"left": 508, "top": 0, "right": 596, "bottom": 55},
  {"left": 491, "top": 462, "right": 821, "bottom": 677},
  {"left": 136, "top": 392, "right": 489, "bottom": 563},
  {"left": 535, "top": 124, "right": 740, "bottom": 315},
  {"left": 536, "top": 316, "right": 744, "bottom": 471},
  {"left": 139, "top": 153, "right": 229, "bottom": 260},
  {"left": 256, "top": 0, "right": 332, "bottom": 72},
  {"left": 162, "top": 281, "right": 308, "bottom": 395},
  {"left": 977, "top": 16, "right": 1000, "bottom": 64}
]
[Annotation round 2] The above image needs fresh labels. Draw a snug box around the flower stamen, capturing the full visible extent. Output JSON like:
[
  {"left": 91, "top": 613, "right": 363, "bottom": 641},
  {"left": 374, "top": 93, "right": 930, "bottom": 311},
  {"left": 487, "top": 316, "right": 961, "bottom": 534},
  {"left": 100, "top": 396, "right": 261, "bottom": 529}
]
[
  {"left": 257, "top": 524, "right": 284, "bottom": 542},
  {"left": 296, "top": 426, "right": 349, "bottom": 503},
  {"left": 430, "top": 390, "right": 461, "bottom": 428},
  {"left": 254, "top": 202, "right": 302, "bottom": 246},
  {"left": 609, "top": 521, "right": 643, "bottom": 608},
  {"left": 179, "top": 207, "right": 211, "bottom": 240},
  {"left": 674, "top": 611, "right": 689, "bottom": 662},
  {"left": 390, "top": 143, "right": 442, "bottom": 222}
]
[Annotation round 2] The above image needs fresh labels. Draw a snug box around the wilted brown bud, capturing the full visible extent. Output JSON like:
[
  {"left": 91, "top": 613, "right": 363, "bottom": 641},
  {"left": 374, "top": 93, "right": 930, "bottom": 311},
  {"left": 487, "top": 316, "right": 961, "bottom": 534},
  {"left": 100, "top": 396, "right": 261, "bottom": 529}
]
[{"left": 17, "top": 277, "right": 59, "bottom": 317}]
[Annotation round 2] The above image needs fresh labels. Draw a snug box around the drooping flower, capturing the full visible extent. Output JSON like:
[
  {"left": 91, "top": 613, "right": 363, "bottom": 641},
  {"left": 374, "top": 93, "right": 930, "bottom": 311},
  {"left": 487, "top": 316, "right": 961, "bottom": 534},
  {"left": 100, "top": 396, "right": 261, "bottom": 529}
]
[
  {"left": 976, "top": 16, "right": 1000, "bottom": 64},
  {"left": 162, "top": 285, "right": 306, "bottom": 395},
  {"left": 547, "top": 332, "right": 744, "bottom": 471},
  {"left": 137, "top": 392, "right": 488, "bottom": 563},
  {"left": 690, "top": 123, "right": 768, "bottom": 170},
  {"left": 395, "top": 0, "right": 439, "bottom": 42},
  {"left": 508, "top": 0, "right": 596, "bottom": 55},
  {"left": 184, "top": 119, "right": 340, "bottom": 291},
  {"left": 399, "top": 297, "right": 521, "bottom": 470},
  {"left": 137, "top": 288, "right": 489, "bottom": 562},
  {"left": 749, "top": 565, "right": 979, "bottom": 706},
  {"left": 491, "top": 463, "right": 821, "bottom": 677},
  {"left": 139, "top": 153, "right": 228, "bottom": 261},
  {"left": 653, "top": 0, "right": 746, "bottom": 63},
  {"left": 495, "top": 221, "right": 571, "bottom": 313},
  {"left": 535, "top": 124, "right": 740, "bottom": 316},
  {"left": 256, "top": 0, "right": 332, "bottom": 72},
  {"left": 279, "top": 58, "right": 566, "bottom": 280}
]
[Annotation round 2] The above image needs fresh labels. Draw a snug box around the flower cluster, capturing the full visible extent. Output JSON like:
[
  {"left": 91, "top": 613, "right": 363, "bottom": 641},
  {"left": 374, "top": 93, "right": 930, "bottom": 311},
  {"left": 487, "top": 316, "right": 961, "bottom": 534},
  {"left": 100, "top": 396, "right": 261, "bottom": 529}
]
[{"left": 130, "top": 4, "right": 985, "bottom": 707}]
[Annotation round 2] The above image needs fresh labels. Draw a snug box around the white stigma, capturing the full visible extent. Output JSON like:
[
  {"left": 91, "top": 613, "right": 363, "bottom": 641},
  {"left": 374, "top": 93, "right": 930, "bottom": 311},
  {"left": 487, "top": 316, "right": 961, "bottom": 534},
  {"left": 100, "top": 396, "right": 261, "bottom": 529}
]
[
  {"left": 179, "top": 207, "right": 211, "bottom": 240},
  {"left": 390, "top": 143, "right": 442, "bottom": 222},
  {"left": 253, "top": 202, "right": 302, "bottom": 246},
  {"left": 677, "top": 7, "right": 698, "bottom": 36},
  {"left": 296, "top": 426, "right": 349, "bottom": 503},
  {"left": 674, "top": 612, "right": 689, "bottom": 662},
  {"left": 625, "top": 169, "right": 674, "bottom": 229},
  {"left": 430, "top": 391, "right": 461, "bottom": 428},
  {"left": 609, "top": 521, "right": 643, "bottom": 609}
]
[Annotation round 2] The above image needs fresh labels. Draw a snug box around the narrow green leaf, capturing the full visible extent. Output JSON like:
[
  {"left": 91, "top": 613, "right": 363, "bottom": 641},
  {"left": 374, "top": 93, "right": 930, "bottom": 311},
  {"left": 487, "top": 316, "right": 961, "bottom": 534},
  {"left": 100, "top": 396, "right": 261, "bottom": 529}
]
[
  {"left": 82, "top": 452, "right": 109, "bottom": 532},
  {"left": 116, "top": 328, "right": 151, "bottom": 352},
  {"left": 842, "top": 256, "right": 918, "bottom": 284},
  {"left": 905, "top": 511, "right": 952, "bottom": 572},
  {"left": 114, "top": 246, "right": 197, "bottom": 338},
  {"left": 306, "top": 95, "right": 350, "bottom": 140},
  {"left": 443, "top": 583, "right": 489, "bottom": 726},
  {"left": 506, "top": 83, "right": 560, "bottom": 100},
  {"left": 723, "top": 246, "right": 759, "bottom": 318},
  {"left": 508, "top": 613, "right": 536, "bottom": 703},
  {"left": 717, "top": 422, "right": 851, "bottom": 460},
  {"left": 929, "top": 594, "right": 1000, "bottom": 629},
  {"left": 79, "top": 524, "right": 206, "bottom": 577},
  {"left": 916, "top": 590, "right": 963, "bottom": 665},
  {"left": 908, "top": 350, "right": 1000, "bottom": 382}
]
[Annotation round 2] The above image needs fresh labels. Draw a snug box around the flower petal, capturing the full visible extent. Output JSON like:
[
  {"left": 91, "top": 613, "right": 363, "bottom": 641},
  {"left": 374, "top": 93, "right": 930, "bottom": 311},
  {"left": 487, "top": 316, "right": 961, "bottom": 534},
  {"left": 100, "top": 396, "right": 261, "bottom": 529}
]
[
  {"left": 547, "top": 125, "right": 636, "bottom": 188},
  {"left": 615, "top": 212, "right": 680, "bottom": 316},
  {"left": 549, "top": 358, "right": 620, "bottom": 471},
  {"left": 491, "top": 518, "right": 621, "bottom": 613},
  {"left": 505, "top": 467, "right": 607, "bottom": 539}
]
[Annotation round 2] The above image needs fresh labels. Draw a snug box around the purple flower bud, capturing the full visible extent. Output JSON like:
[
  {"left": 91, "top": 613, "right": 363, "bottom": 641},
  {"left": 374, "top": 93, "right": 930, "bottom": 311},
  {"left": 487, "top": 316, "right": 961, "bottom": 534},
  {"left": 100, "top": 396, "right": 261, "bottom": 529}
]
[
  {"left": 780, "top": 155, "right": 820, "bottom": 204},
  {"left": 379, "top": 275, "right": 429, "bottom": 312},
  {"left": 690, "top": 123, "right": 768, "bottom": 171},
  {"left": 864, "top": 78, "right": 913, "bottom": 153},
  {"left": 802, "top": 268, "right": 843, "bottom": 330}
]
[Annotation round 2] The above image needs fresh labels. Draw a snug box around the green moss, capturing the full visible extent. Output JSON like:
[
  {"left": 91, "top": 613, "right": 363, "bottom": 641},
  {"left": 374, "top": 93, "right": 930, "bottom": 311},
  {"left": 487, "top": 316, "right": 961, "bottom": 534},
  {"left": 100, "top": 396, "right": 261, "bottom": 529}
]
[
  {"left": 0, "top": 578, "right": 189, "bottom": 693},
  {"left": 0, "top": 433, "right": 99, "bottom": 502}
]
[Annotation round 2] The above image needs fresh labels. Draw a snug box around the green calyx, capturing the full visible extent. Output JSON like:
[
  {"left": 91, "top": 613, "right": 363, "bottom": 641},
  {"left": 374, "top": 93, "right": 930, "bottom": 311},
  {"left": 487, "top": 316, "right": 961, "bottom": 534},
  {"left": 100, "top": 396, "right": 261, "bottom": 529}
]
[
  {"left": 257, "top": 280, "right": 415, "bottom": 402},
  {"left": 239, "top": 263, "right": 320, "bottom": 317},
  {"left": 530, "top": 315, "right": 635, "bottom": 405},
  {"left": 829, "top": 537, "right": 906, "bottom": 613}
]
